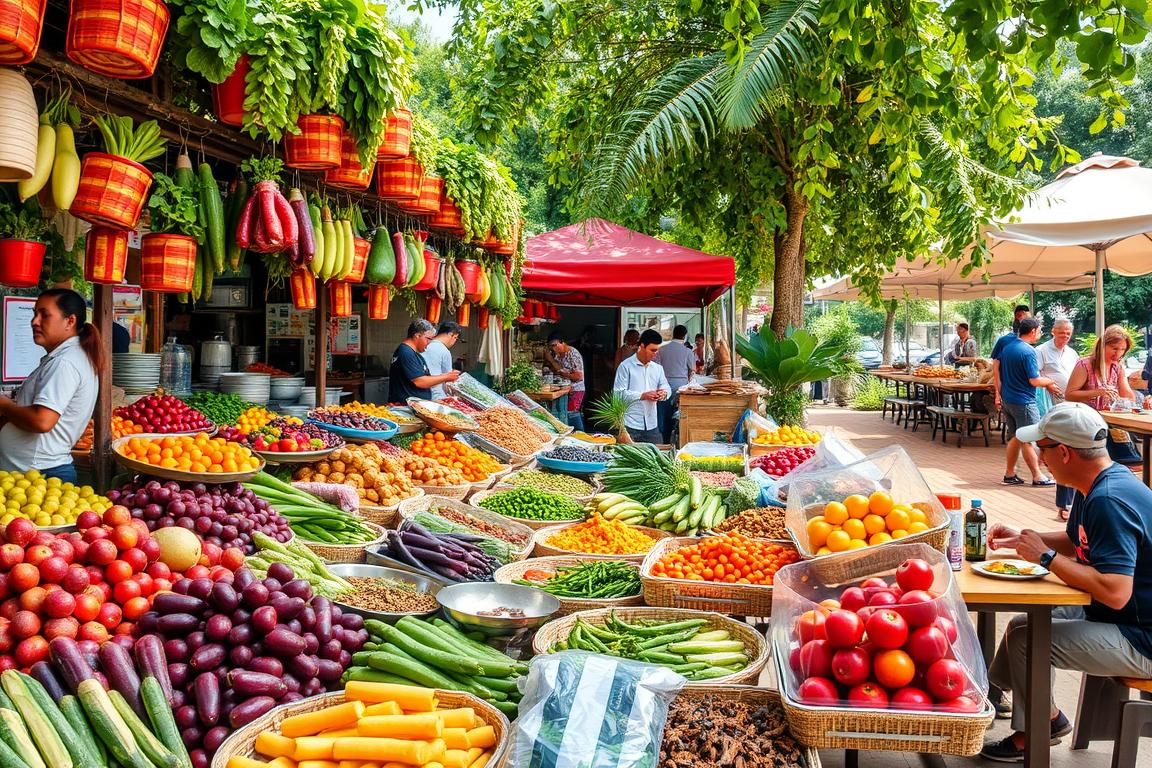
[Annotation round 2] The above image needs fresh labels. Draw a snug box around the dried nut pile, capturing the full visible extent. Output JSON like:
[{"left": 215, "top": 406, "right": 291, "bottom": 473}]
[
  {"left": 503, "top": 469, "right": 594, "bottom": 497},
  {"left": 429, "top": 504, "right": 530, "bottom": 545},
  {"left": 475, "top": 407, "right": 551, "bottom": 455},
  {"left": 397, "top": 450, "right": 468, "bottom": 486},
  {"left": 294, "top": 443, "right": 418, "bottom": 506},
  {"left": 339, "top": 576, "right": 439, "bottom": 613},
  {"left": 714, "top": 506, "right": 788, "bottom": 540},
  {"left": 660, "top": 695, "right": 807, "bottom": 768}
]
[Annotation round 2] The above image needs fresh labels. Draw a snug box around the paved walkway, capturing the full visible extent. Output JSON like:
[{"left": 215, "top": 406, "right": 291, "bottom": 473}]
[{"left": 800, "top": 405, "right": 1149, "bottom": 768}]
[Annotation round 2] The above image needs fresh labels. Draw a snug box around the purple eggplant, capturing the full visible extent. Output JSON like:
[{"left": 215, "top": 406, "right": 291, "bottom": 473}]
[
  {"left": 49, "top": 638, "right": 96, "bottom": 691},
  {"left": 153, "top": 592, "right": 207, "bottom": 615},
  {"left": 134, "top": 635, "right": 174, "bottom": 706},
  {"left": 29, "top": 661, "right": 66, "bottom": 702},
  {"left": 227, "top": 670, "right": 287, "bottom": 698},
  {"left": 99, "top": 641, "right": 145, "bottom": 718},
  {"left": 229, "top": 696, "right": 276, "bottom": 728},
  {"left": 193, "top": 672, "right": 221, "bottom": 726}
]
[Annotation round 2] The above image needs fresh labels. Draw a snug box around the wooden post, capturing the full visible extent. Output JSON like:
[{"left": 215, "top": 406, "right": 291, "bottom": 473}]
[
  {"left": 92, "top": 284, "right": 113, "bottom": 491},
  {"left": 147, "top": 292, "right": 164, "bottom": 353},
  {"left": 315, "top": 283, "right": 328, "bottom": 408}
]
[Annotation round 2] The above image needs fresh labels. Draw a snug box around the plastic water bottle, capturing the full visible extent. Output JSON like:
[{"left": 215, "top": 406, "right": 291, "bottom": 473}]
[
  {"left": 937, "top": 492, "right": 964, "bottom": 571},
  {"left": 160, "top": 337, "right": 191, "bottom": 396}
]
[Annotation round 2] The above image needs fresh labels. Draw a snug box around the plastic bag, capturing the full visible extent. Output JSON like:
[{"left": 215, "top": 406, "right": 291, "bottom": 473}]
[
  {"left": 732, "top": 409, "right": 779, "bottom": 444},
  {"left": 785, "top": 430, "right": 864, "bottom": 480},
  {"left": 446, "top": 371, "right": 511, "bottom": 410},
  {"left": 677, "top": 441, "right": 747, "bottom": 473},
  {"left": 784, "top": 446, "right": 947, "bottom": 558},
  {"left": 771, "top": 542, "right": 989, "bottom": 712},
  {"left": 512, "top": 651, "right": 685, "bottom": 768},
  {"left": 747, "top": 467, "right": 786, "bottom": 508}
]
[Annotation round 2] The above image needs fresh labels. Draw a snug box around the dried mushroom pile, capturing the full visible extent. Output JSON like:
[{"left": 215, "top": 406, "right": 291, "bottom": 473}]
[{"left": 660, "top": 695, "right": 807, "bottom": 768}]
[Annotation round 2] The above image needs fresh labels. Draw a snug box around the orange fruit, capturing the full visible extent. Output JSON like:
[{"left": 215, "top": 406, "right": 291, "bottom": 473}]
[
  {"left": 846, "top": 539, "right": 868, "bottom": 550},
  {"left": 807, "top": 519, "right": 832, "bottom": 548},
  {"left": 844, "top": 495, "right": 871, "bottom": 519},
  {"left": 823, "top": 502, "right": 849, "bottom": 526},
  {"left": 842, "top": 518, "right": 867, "bottom": 540},
  {"left": 816, "top": 546, "right": 832, "bottom": 556},
  {"left": 908, "top": 521, "right": 929, "bottom": 534},
  {"left": 868, "top": 491, "right": 894, "bottom": 516},
  {"left": 869, "top": 531, "right": 893, "bottom": 545},
  {"left": 863, "top": 514, "right": 887, "bottom": 536},
  {"left": 885, "top": 508, "right": 910, "bottom": 532},
  {"left": 826, "top": 530, "right": 852, "bottom": 552},
  {"left": 908, "top": 509, "right": 928, "bottom": 525},
  {"left": 891, "top": 529, "right": 909, "bottom": 539}
]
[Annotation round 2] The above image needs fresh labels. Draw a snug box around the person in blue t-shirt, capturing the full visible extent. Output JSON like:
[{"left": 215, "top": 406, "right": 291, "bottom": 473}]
[
  {"left": 981, "top": 403, "right": 1152, "bottom": 762},
  {"left": 388, "top": 320, "right": 461, "bottom": 403},
  {"left": 991, "top": 304, "right": 1032, "bottom": 361},
  {"left": 995, "top": 317, "right": 1059, "bottom": 486}
]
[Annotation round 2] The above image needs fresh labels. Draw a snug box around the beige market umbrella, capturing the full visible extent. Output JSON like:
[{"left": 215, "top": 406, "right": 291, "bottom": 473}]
[{"left": 984, "top": 154, "right": 1152, "bottom": 336}]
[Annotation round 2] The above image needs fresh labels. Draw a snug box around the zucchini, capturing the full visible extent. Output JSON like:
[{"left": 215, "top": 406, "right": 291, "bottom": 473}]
[
  {"left": 58, "top": 696, "right": 106, "bottom": 768},
  {"left": 0, "top": 671, "right": 71, "bottom": 768},
  {"left": 0, "top": 730, "right": 31, "bottom": 768},
  {"left": 108, "top": 691, "right": 180, "bottom": 768},
  {"left": 0, "top": 709, "right": 45, "bottom": 768},
  {"left": 140, "top": 678, "right": 190, "bottom": 768},
  {"left": 16, "top": 673, "right": 100, "bottom": 768},
  {"left": 75, "top": 680, "right": 153, "bottom": 768},
  {"left": 199, "top": 163, "right": 226, "bottom": 272},
  {"left": 201, "top": 246, "right": 215, "bottom": 299}
]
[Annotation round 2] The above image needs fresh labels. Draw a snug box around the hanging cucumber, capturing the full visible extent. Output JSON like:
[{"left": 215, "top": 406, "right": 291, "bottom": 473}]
[
  {"left": 320, "top": 208, "right": 338, "bottom": 281},
  {"left": 224, "top": 177, "right": 249, "bottom": 271},
  {"left": 365, "top": 228, "right": 395, "bottom": 284},
  {"left": 201, "top": 245, "right": 215, "bottom": 298},
  {"left": 308, "top": 202, "right": 324, "bottom": 277},
  {"left": 198, "top": 163, "right": 225, "bottom": 273}
]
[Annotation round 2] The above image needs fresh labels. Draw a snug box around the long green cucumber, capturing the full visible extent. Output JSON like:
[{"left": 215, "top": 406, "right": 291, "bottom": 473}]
[
  {"left": 58, "top": 696, "right": 106, "bottom": 767},
  {"left": 108, "top": 691, "right": 179, "bottom": 768},
  {"left": 1, "top": 671, "right": 71, "bottom": 768},
  {"left": 0, "top": 730, "right": 31, "bottom": 768},
  {"left": 75, "top": 680, "right": 152, "bottom": 768},
  {"left": 140, "top": 679, "right": 190, "bottom": 768},
  {"left": 0, "top": 709, "right": 45, "bottom": 768},
  {"left": 16, "top": 673, "right": 101, "bottom": 768}
]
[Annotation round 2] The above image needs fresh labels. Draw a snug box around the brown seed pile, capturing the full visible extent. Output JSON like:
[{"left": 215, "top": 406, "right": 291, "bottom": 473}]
[
  {"left": 474, "top": 407, "right": 550, "bottom": 456},
  {"left": 339, "top": 577, "right": 439, "bottom": 613},
  {"left": 659, "top": 695, "right": 807, "bottom": 768},
  {"left": 713, "top": 506, "right": 788, "bottom": 539},
  {"left": 432, "top": 505, "right": 530, "bottom": 546}
]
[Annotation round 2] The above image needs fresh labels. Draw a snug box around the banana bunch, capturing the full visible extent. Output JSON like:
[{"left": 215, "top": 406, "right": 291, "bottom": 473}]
[{"left": 588, "top": 476, "right": 728, "bottom": 536}]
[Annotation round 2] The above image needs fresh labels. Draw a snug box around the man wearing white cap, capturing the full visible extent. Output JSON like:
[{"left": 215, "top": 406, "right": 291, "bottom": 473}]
[{"left": 981, "top": 402, "right": 1152, "bottom": 761}]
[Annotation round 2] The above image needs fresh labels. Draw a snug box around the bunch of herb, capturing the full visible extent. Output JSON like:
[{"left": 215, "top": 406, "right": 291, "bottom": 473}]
[
  {"left": 303, "top": 0, "right": 358, "bottom": 114},
  {"left": 243, "top": 0, "right": 315, "bottom": 141},
  {"left": 0, "top": 197, "right": 49, "bottom": 241},
  {"left": 147, "top": 173, "right": 205, "bottom": 239},
  {"left": 497, "top": 361, "right": 542, "bottom": 394},
  {"left": 488, "top": 163, "right": 522, "bottom": 243},
  {"left": 241, "top": 156, "right": 284, "bottom": 182},
  {"left": 91, "top": 115, "right": 167, "bottom": 164},
  {"left": 340, "top": 12, "right": 414, "bottom": 165},
  {"left": 168, "top": 0, "right": 249, "bottom": 83}
]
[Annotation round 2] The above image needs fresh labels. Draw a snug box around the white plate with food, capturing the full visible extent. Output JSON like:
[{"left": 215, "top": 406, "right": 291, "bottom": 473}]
[{"left": 972, "top": 559, "right": 1050, "bottom": 580}]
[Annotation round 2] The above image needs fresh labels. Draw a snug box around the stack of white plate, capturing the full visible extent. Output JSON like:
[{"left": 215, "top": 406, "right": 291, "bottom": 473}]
[
  {"left": 112, "top": 353, "right": 161, "bottom": 394},
  {"left": 296, "top": 387, "right": 351, "bottom": 407},
  {"left": 269, "top": 376, "right": 305, "bottom": 402},
  {"left": 218, "top": 372, "right": 271, "bottom": 404}
]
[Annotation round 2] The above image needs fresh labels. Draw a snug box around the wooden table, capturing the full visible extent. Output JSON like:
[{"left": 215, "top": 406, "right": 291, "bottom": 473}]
[
  {"left": 956, "top": 560, "right": 1091, "bottom": 768},
  {"left": 1101, "top": 410, "right": 1152, "bottom": 485},
  {"left": 525, "top": 386, "right": 571, "bottom": 423}
]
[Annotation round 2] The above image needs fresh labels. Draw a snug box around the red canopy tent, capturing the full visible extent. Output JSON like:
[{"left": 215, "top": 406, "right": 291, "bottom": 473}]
[{"left": 522, "top": 219, "right": 735, "bottom": 307}]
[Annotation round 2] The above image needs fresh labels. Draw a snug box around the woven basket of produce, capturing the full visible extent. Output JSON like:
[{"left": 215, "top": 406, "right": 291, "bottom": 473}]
[
  {"left": 398, "top": 494, "right": 534, "bottom": 562},
  {"left": 639, "top": 535, "right": 800, "bottom": 616},
  {"left": 493, "top": 555, "right": 644, "bottom": 615},
  {"left": 418, "top": 482, "right": 471, "bottom": 500},
  {"left": 470, "top": 487, "right": 587, "bottom": 531},
  {"left": 358, "top": 487, "right": 423, "bottom": 528},
  {"left": 210, "top": 689, "right": 510, "bottom": 768},
  {"left": 532, "top": 607, "right": 768, "bottom": 685},
  {"left": 661, "top": 685, "right": 821, "bottom": 768},
  {"left": 532, "top": 518, "right": 671, "bottom": 561},
  {"left": 495, "top": 467, "right": 599, "bottom": 500},
  {"left": 299, "top": 520, "right": 388, "bottom": 563}
]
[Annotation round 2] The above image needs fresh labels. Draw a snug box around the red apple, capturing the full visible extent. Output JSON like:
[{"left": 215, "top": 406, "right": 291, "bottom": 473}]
[
  {"left": 0, "top": 621, "right": 11, "bottom": 653},
  {"left": 71, "top": 593, "right": 101, "bottom": 623},
  {"left": 847, "top": 682, "right": 889, "bottom": 708},
  {"left": 867, "top": 590, "right": 899, "bottom": 608},
  {"left": 0, "top": 544, "right": 24, "bottom": 569},
  {"left": 47, "top": 538, "right": 75, "bottom": 564},
  {"left": 76, "top": 621, "right": 109, "bottom": 644},
  {"left": 905, "top": 626, "right": 950, "bottom": 665},
  {"left": 865, "top": 609, "right": 909, "bottom": 650},
  {"left": 924, "top": 658, "right": 967, "bottom": 702},
  {"left": 933, "top": 616, "right": 959, "bottom": 644},
  {"left": 60, "top": 566, "right": 90, "bottom": 595},
  {"left": 23, "top": 545, "right": 53, "bottom": 567},
  {"left": 798, "top": 639, "right": 833, "bottom": 678},
  {"left": 795, "top": 610, "right": 827, "bottom": 644},
  {"left": 8, "top": 563, "right": 38, "bottom": 593},
  {"left": 96, "top": 602, "right": 121, "bottom": 630},
  {"left": 797, "top": 677, "right": 840, "bottom": 705},
  {"left": 31, "top": 531, "right": 54, "bottom": 547},
  {"left": 2, "top": 518, "right": 35, "bottom": 547},
  {"left": 861, "top": 577, "right": 889, "bottom": 590},
  {"left": 896, "top": 590, "right": 939, "bottom": 627},
  {"left": 86, "top": 539, "right": 118, "bottom": 566},
  {"left": 42, "top": 590, "right": 75, "bottom": 619},
  {"left": 839, "top": 587, "right": 867, "bottom": 612},
  {"left": 42, "top": 617, "right": 79, "bottom": 641},
  {"left": 13, "top": 635, "right": 48, "bottom": 667},
  {"left": 38, "top": 556, "right": 69, "bottom": 585},
  {"left": 831, "top": 647, "right": 871, "bottom": 687},
  {"left": 895, "top": 558, "right": 935, "bottom": 592},
  {"left": 75, "top": 511, "right": 100, "bottom": 531},
  {"left": 891, "top": 686, "right": 934, "bottom": 710},
  {"left": 11, "top": 611, "right": 40, "bottom": 639},
  {"left": 17, "top": 586, "right": 46, "bottom": 613},
  {"left": 0, "top": 599, "right": 17, "bottom": 622},
  {"left": 824, "top": 609, "right": 865, "bottom": 649}
]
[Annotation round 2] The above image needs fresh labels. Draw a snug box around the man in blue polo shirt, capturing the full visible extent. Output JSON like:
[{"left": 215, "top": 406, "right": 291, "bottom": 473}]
[
  {"left": 995, "top": 316, "right": 1059, "bottom": 486},
  {"left": 981, "top": 403, "right": 1152, "bottom": 761}
]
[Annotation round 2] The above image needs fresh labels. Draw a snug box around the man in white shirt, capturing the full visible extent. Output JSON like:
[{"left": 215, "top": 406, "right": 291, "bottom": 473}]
[
  {"left": 421, "top": 321, "right": 460, "bottom": 399},
  {"left": 612, "top": 329, "right": 669, "bottom": 443},
  {"left": 1035, "top": 317, "right": 1080, "bottom": 519},
  {"left": 655, "top": 325, "right": 696, "bottom": 443}
]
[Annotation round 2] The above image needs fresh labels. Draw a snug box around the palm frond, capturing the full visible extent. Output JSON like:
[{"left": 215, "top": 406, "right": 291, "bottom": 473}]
[
  {"left": 718, "top": 0, "right": 820, "bottom": 129},
  {"left": 577, "top": 53, "right": 726, "bottom": 210}
]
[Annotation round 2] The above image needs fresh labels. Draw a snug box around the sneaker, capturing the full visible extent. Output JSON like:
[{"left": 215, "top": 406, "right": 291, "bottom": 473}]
[
  {"left": 980, "top": 735, "right": 1023, "bottom": 763},
  {"left": 1031, "top": 478, "right": 1055, "bottom": 487},
  {"left": 1002, "top": 476, "right": 1025, "bottom": 485},
  {"left": 1050, "top": 711, "right": 1072, "bottom": 741},
  {"left": 991, "top": 692, "right": 1012, "bottom": 720}
]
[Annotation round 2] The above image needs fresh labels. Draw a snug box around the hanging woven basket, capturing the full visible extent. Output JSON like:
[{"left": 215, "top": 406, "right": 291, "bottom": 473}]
[
  {"left": 84, "top": 227, "right": 129, "bottom": 284},
  {"left": 212, "top": 55, "right": 249, "bottom": 127},
  {"left": 345, "top": 237, "right": 370, "bottom": 283},
  {"left": 377, "top": 108, "right": 413, "bottom": 160},
  {"left": 324, "top": 132, "right": 374, "bottom": 190},
  {"left": 329, "top": 281, "right": 352, "bottom": 317},
  {"left": 290, "top": 268, "right": 317, "bottom": 310},
  {"left": 70, "top": 152, "right": 153, "bottom": 230},
  {"left": 284, "top": 114, "right": 343, "bottom": 171},
  {"left": 483, "top": 218, "right": 520, "bottom": 255},
  {"left": 367, "top": 284, "right": 389, "bottom": 320},
  {"left": 0, "top": 239, "right": 45, "bottom": 288},
  {"left": 0, "top": 0, "right": 47, "bottom": 65},
  {"left": 374, "top": 157, "right": 424, "bottom": 201},
  {"left": 397, "top": 176, "right": 443, "bottom": 216},
  {"left": 66, "top": 0, "right": 169, "bottom": 79},
  {"left": 428, "top": 191, "right": 465, "bottom": 234},
  {"left": 140, "top": 233, "right": 197, "bottom": 293},
  {"left": 0, "top": 68, "right": 38, "bottom": 182}
]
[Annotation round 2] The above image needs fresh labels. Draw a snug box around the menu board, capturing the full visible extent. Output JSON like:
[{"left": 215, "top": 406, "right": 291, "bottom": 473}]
[{"left": 2, "top": 297, "right": 42, "bottom": 381}]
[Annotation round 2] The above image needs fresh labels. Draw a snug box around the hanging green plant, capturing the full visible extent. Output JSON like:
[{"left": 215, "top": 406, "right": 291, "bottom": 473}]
[
  {"left": 339, "top": 10, "right": 414, "bottom": 165},
  {"left": 243, "top": 0, "right": 315, "bottom": 141},
  {"left": 167, "top": 0, "right": 249, "bottom": 83},
  {"left": 408, "top": 112, "right": 441, "bottom": 171}
]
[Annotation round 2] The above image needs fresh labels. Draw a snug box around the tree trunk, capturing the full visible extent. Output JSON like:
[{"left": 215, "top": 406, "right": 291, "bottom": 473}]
[
  {"left": 769, "top": 190, "right": 808, "bottom": 338},
  {"left": 882, "top": 308, "right": 896, "bottom": 365}
]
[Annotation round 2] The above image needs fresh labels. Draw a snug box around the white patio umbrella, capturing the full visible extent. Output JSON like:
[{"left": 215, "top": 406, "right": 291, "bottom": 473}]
[{"left": 984, "top": 154, "right": 1152, "bottom": 336}]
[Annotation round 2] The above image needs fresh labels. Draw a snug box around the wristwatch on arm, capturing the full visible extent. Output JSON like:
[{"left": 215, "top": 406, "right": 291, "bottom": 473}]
[{"left": 1039, "top": 549, "right": 1058, "bottom": 569}]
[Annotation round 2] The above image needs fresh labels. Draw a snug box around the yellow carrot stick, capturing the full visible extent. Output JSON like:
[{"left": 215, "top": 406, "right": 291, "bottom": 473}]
[
  {"left": 357, "top": 714, "right": 443, "bottom": 741},
  {"left": 344, "top": 683, "right": 436, "bottom": 711},
  {"left": 282, "top": 702, "right": 366, "bottom": 738}
]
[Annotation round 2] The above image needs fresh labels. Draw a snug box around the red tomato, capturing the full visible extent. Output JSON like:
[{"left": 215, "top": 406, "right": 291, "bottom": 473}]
[
  {"left": 895, "top": 558, "right": 935, "bottom": 592},
  {"left": 104, "top": 561, "right": 133, "bottom": 585},
  {"left": 120, "top": 548, "right": 148, "bottom": 574},
  {"left": 121, "top": 596, "right": 150, "bottom": 621},
  {"left": 823, "top": 609, "right": 865, "bottom": 650},
  {"left": 865, "top": 609, "right": 910, "bottom": 650},
  {"left": 112, "top": 580, "right": 141, "bottom": 604}
]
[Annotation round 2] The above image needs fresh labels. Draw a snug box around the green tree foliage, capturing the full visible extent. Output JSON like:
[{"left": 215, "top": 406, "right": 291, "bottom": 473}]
[{"left": 953, "top": 298, "right": 1016, "bottom": 353}]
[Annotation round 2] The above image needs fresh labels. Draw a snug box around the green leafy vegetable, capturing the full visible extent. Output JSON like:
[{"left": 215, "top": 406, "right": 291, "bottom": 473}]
[{"left": 147, "top": 173, "right": 205, "bottom": 239}]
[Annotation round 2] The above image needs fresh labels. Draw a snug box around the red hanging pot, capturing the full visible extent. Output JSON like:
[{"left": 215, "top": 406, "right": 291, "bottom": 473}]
[
  {"left": 285, "top": 114, "right": 343, "bottom": 170},
  {"left": 70, "top": 152, "right": 153, "bottom": 230},
  {"left": 329, "top": 281, "right": 352, "bottom": 317},
  {"left": 412, "top": 251, "right": 442, "bottom": 292},
  {"left": 84, "top": 227, "right": 128, "bottom": 284},
  {"left": 456, "top": 260, "right": 481, "bottom": 297},
  {"left": 140, "top": 233, "right": 197, "bottom": 293},
  {"left": 324, "top": 132, "right": 374, "bottom": 190},
  {"left": 0, "top": 0, "right": 47, "bottom": 64},
  {"left": 290, "top": 268, "right": 316, "bottom": 310},
  {"left": 377, "top": 108, "right": 412, "bottom": 161},
  {"left": 66, "top": 0, "right": 169, "bottom": 79},
  {"left": 0, "top": 238, "right": 45, "bottom": 288},
  {"left": 367, "top": 284, "right": 389, "bottom": 320},
  {"left": 346, "top": 237, "right": 370, "bottom": 283},
  {"left": 374, "top": 157, "right": 424, "bottom": 201},
  {"left": 212, "top": 54, "right": 249, "bottom": 127},
  {"left": 397, "top": 176, "right": 443, "bottom": 216}
]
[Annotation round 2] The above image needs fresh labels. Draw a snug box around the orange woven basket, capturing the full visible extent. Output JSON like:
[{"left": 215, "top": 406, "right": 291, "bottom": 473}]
[
  {"left": 84, "top": 227, "right": 129, "bottom": 284},
  {"left": 397, "top": 176, "right": 443, "bottom": 216},
  {"left": 367, "top": 284, "right": 389, "bottom": 319},
  {"left": 374, "top": 157, "right": 424, "bottom": 201},
  {"left": 329, "top": 281, "right": 352, "bottom": 317},
  {"left": 70, "top": 152, "right": 153, "bottom": 230},
  {"left": 324, "top": 132, "right": 374, "bottom": 190},
  {"left": 284, "top": 114, "right": 343, "bottom": 171},
  {"left": 290, "top": 268, "right": 316, "bottom": 310},
  {"left": 140, "top": 233, "right": 197, "bottom": 293},
  {"left": 483, "top": 219, "right": 520, "bottom": 255},
  {"left": 66, "top": 0, "right": 169, "bottom": 79},
  {"left": 428, "top": 192, "right": 464, "bottom": 234},
  {"left": 377, "top": 108, "right": 413, "bottom": 160},
  {"left": 345, "top": 237, "right": 370, "bottom": 283},
  {"left": 0, "top": 0, "right": 46, "bottom": 64}
]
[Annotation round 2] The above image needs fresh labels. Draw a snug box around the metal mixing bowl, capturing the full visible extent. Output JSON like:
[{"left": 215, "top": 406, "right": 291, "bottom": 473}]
[
  {"left": 436, "top": 582, "right": 560, "bottom": 637},
  {"left": 326, "top": 563, "right": 442, "bottom": 623}
]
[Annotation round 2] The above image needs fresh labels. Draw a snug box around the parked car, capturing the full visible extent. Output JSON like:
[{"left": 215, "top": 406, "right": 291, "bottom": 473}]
[
  {"left": 856, "top": 337, "right": 883, "bottom": 369},
  {"left": 1124, "top": 349, "right": 1148, "bottom": 373}
]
